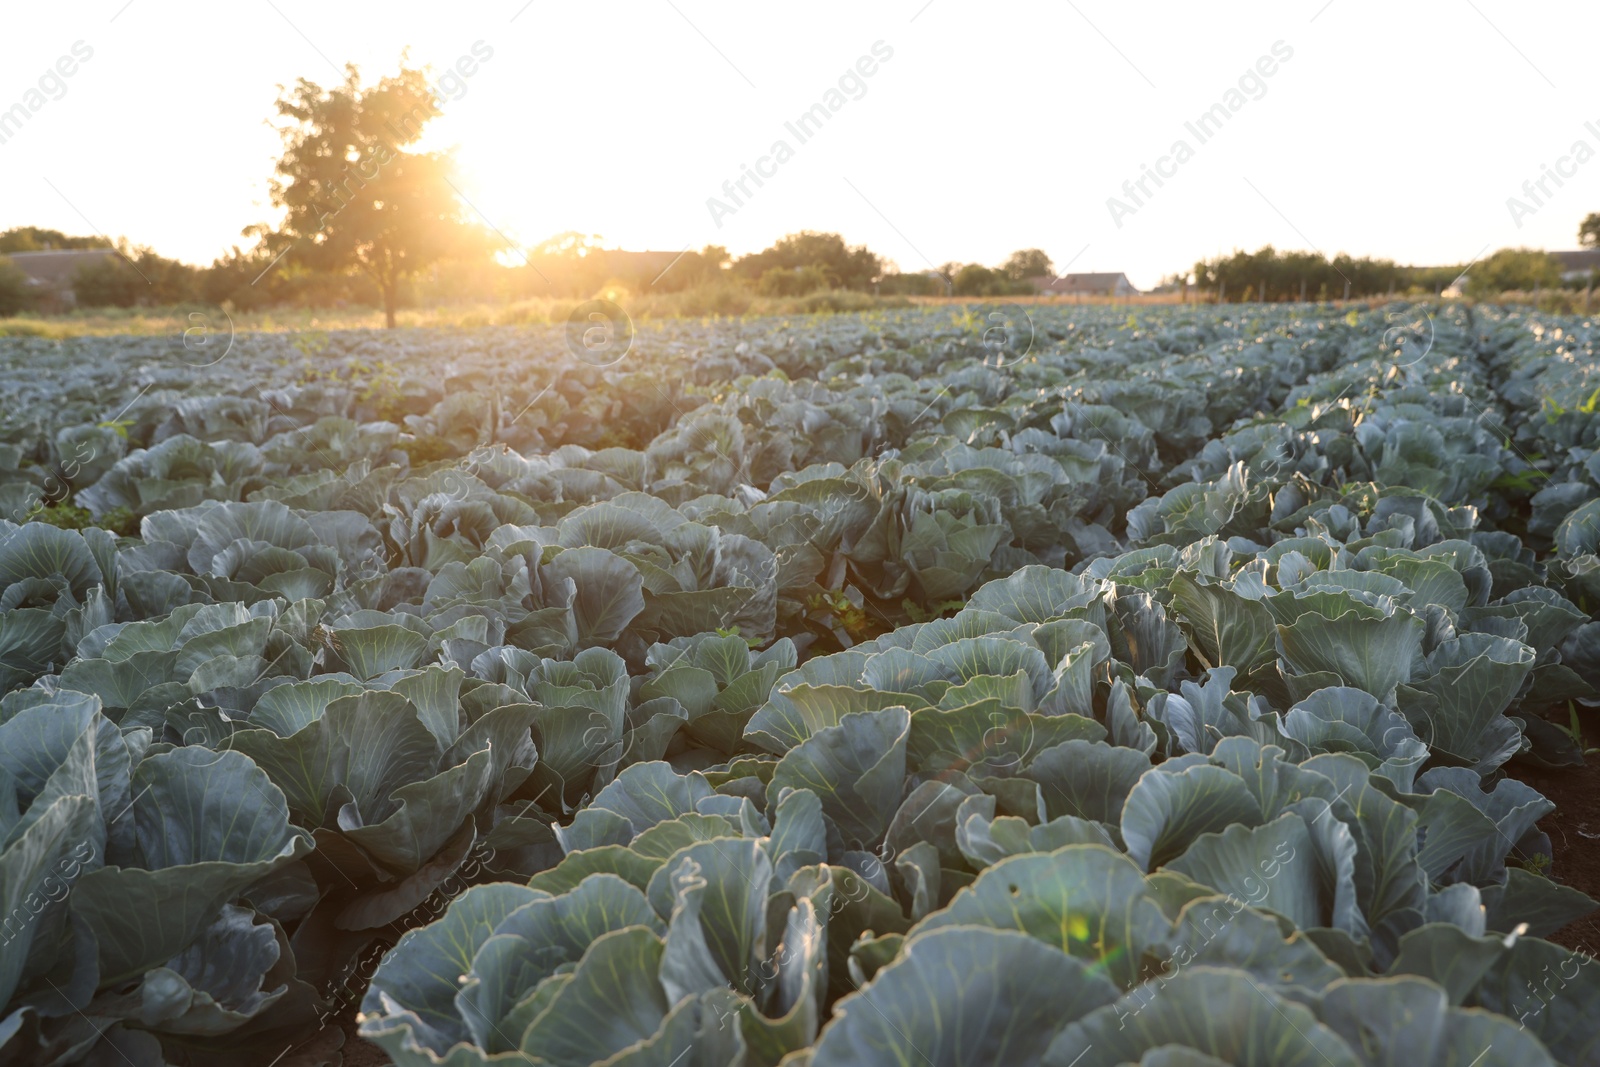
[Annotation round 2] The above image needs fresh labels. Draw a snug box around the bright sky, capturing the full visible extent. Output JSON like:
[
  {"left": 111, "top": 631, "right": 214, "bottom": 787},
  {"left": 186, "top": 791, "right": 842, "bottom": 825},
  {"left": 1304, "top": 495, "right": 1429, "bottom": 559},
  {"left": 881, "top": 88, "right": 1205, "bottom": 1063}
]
[{"left": 2, "top": 1, "right": 1597, "bottom": 288}]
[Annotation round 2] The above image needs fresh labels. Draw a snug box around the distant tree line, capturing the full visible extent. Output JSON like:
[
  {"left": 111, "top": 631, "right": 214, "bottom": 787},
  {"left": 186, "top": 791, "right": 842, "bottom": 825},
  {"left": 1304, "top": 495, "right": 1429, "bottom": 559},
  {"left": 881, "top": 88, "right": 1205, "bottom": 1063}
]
[
  {"left": 0, "top": 227, "right": 115, "bottom": 316},
  {"left": 879, "top": 249, "right": 1054, "bottom": 297},
  {"left": 1195, "top": 247, "right": 1407, "bottom": 301},
  {"left": 0, "top": 219, "right": 1074, "bottom": 319},
  {"left": 6, "top": 222, "right": 1595, "bottom": 319},
  {"left": 0, "top": 227, "right": 110, "bottom": 253},
  {"left": 2, "top": 54, "right": 1596, "bottom": 321},
  {"left": 736, "top": 231, "right": 880, "bottom": 294},
  {"left": 1191, "top": 244, "right": 1583, "bottom": 301}
]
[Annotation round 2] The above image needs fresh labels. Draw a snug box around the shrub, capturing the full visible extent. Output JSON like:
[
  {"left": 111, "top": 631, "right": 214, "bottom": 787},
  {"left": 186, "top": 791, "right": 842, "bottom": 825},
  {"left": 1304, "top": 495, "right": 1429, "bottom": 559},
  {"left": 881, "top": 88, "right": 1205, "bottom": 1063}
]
[
  {"left": 758, "top": 265, "right": 831, "bottom": 297},
  {"left": 0, "top": 256, "right": 34, "bottom": 317}
]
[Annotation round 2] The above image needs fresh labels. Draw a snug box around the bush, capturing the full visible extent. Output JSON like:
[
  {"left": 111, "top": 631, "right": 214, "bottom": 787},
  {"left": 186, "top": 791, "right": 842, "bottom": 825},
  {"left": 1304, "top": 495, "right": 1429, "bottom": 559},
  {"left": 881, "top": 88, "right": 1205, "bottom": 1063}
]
[
  {"left": 757, "top": 265, "right": 830, "bottom": 297},
  {"left": 0, "top": 256, "right": 34, "bottom": 317},
  {"left": 202, "top": 248, "right": 382, "bottom": 312},
  {"left": 1482, "top": 289, "right": 1582, "bottom": 314},
  {"left": 73, "top": 248, "right": 197, "bottom": 308},
  {"left": 675, "top": 281, "right": 754, "bottom": 316},
  {"left": 880, "top": 272, "right": 945, "bottom": 296},
  {"left": 71, "top": 256, "right": 145, "bottom": 308},
  {"left": 735, "top": 231, "right": 881, "bottom": 290},
  {"left": 778, "top": 288, "right": 901, "bottom": 314}
]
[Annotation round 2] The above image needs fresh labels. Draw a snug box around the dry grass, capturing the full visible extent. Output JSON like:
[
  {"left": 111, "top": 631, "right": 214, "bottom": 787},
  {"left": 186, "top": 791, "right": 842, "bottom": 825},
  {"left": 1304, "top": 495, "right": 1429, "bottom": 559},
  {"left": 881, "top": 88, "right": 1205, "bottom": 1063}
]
[
  {"left": 3, "top": 288, "right": 1580, "bottom": 340},
  {"left": 908, "top": 292, "right": 1193, "bottom": 306},
  {"left": 0, "top": 287, "right": 913, "bottom": 338}
]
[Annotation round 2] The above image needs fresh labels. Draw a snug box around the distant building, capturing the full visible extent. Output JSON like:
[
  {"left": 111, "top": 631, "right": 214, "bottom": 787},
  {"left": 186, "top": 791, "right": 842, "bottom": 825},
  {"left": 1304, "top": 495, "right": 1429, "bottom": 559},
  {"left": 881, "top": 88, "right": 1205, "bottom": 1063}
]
[
  {"left": 1028, "top": 272, "right": 1141, "bottom": 297},
  {"left": 6, "top": 248, "right": 117, "bottom": 309},
  {"left": 593, "top": 249, "right": 692, "bottom": 286},
  {"left": 1551, "top": 249, "right": 1600, "bottom": 283}
]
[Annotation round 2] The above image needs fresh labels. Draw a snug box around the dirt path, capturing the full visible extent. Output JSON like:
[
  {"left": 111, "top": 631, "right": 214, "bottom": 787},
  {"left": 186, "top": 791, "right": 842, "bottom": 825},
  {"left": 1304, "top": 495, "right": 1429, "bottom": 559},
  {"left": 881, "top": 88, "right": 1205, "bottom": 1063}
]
[{"left": 339, "top": 1019, "right": 391, "bottom": 1067}]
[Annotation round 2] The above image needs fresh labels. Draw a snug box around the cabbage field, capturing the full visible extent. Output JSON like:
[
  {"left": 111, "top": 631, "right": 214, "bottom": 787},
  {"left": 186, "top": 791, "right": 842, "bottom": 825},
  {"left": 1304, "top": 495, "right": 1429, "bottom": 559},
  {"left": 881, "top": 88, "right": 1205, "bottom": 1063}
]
[{"left": 1, "top": 302, "right": 1599, "bottom": 1066}]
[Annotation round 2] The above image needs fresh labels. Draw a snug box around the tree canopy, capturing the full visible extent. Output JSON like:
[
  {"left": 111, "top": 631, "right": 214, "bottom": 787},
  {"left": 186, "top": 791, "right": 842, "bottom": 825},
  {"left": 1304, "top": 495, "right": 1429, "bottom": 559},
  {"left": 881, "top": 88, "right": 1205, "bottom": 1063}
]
[
  {"left": 250, "top": 63, "right": 490, "bottom": 327},
  {"left": 0, "top": 227, "right": 112, "bottom": 254},
  {"left": 1194, "top": 245, "right": 1409, "bottom": 300},
  {"left": 1466, "top": 248, "right": 1562, "bottom": 296},
  {"left": 69, "top": 243, "right": 195, "bottom": 308},
  {"left": 1579, "top": 213, "right": 1600, "bottom": 250},
  {"left": 1001, "top": 248, "right": 1053, "bottom": 281},
  {"left": 732, "top": 232, "right": 882, "bottom": 291}
]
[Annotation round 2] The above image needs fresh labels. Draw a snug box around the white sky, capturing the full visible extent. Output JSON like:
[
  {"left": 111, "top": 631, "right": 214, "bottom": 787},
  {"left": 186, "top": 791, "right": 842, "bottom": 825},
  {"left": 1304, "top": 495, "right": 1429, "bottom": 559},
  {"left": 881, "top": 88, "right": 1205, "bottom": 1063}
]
[{"left": 1, "top": 1, "right": 1597, "bottom": 288}]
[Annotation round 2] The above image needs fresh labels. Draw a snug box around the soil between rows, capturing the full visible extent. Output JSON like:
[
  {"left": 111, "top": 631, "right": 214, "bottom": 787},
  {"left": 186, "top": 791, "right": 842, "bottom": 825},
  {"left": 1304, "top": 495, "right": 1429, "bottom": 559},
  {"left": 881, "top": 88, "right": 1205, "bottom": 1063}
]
[
  {"left": 1510, "top": 753, "right": 1600, "bottom": 955},
  {"left": 339, "top": 1019, "right": 390, "bottom": 1067}
]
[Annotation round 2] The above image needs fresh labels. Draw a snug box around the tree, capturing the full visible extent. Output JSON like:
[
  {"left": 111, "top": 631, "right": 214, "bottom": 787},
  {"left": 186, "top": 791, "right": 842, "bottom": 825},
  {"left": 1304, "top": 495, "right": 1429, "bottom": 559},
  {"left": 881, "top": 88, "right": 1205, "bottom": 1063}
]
[
  {"left": 71, "top": 243, "right": 196, "bottom": 308},
  {"left": 733, "top": 232, "right": 882, "bottom": 291},
  {"left": 531, "top": 232, "right": 604, "bottom": 263},
  {"left": 952, "top": 264, "right": 1008, "bottom": 296},
  {"left": 1580, "top": 213, "right": 1600, "bottom": 249},
  {"left": 71, "top": 256, "right": 144, "bottom": 309},
  {"left": 251, "top": 63, "right": 490, "bottom": 328},
  {"left": 649, "top": 245, "right": 730, "bottom": 292},
  {"left": 1001, "top": 248, "right": 1052, "bottom": 281},
  {"left": 1466, "top": 248, "right": 1562, "bottom": 296},
  {"left": 1194, "top": 246, "right": 1404, "bottom": 301},
  {"left": 201, "top": 246, "right": 286, "bottom": 310}
]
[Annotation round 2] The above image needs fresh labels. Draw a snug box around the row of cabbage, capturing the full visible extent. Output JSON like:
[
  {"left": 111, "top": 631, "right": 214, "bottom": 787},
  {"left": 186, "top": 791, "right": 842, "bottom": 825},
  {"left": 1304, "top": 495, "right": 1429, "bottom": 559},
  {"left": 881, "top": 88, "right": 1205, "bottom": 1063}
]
[{"left": 0, "top": 304, "right": 1595, "bottom": 1065}]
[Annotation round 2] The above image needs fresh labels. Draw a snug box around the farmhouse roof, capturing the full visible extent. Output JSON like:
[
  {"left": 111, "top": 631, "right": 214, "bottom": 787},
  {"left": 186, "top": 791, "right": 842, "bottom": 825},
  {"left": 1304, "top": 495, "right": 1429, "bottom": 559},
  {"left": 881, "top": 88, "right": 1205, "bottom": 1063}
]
[
  {"left": 1031, "top": 272, "right": 1141, "bottom": 294},
  {"left": 1551, "top": 249, "right": 1600, "bottom": 277}
]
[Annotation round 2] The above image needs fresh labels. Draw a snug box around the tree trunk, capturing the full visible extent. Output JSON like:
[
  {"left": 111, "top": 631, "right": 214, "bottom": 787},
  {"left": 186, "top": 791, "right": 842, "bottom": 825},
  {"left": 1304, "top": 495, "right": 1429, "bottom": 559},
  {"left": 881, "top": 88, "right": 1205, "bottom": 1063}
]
[{"left": 383, "top": 282, "right": 397, "bottom": 329}]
